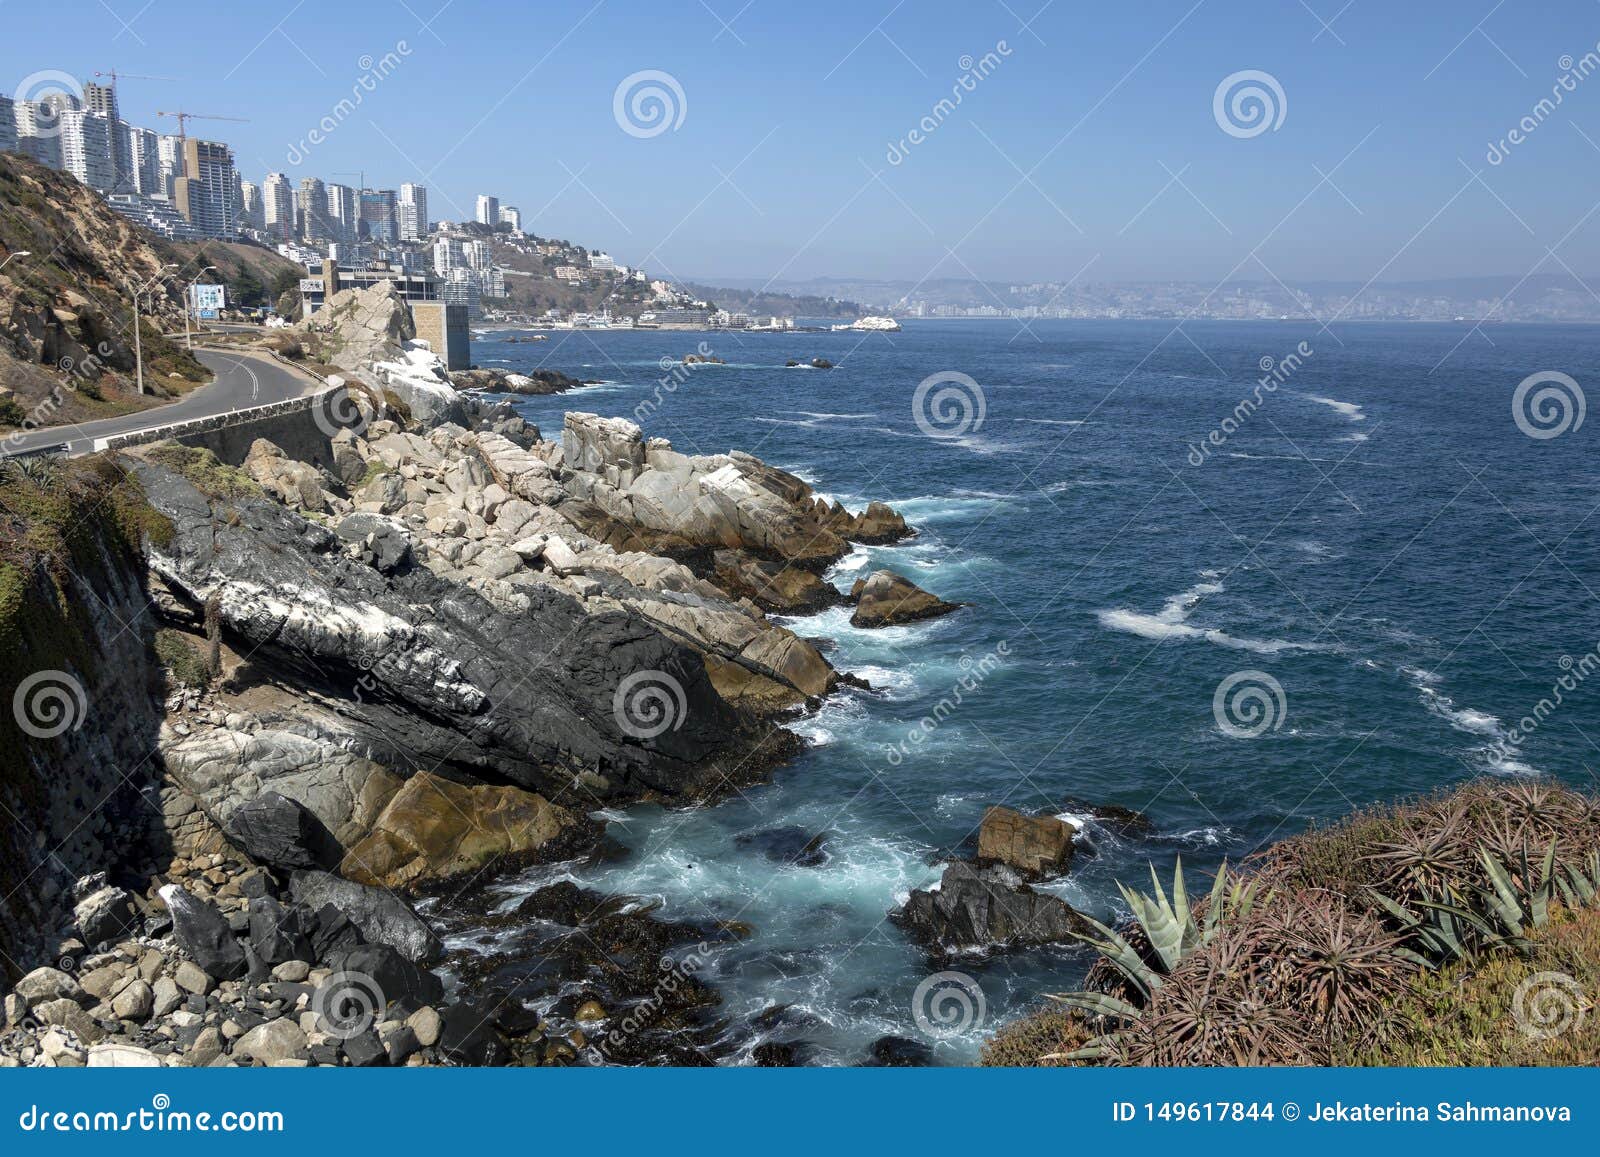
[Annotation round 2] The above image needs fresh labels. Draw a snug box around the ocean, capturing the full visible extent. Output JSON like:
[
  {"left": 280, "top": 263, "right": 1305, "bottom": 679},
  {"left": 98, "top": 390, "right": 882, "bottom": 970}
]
[{"left": 456, "top": 318, "right": 1600, "bottom": 1064}]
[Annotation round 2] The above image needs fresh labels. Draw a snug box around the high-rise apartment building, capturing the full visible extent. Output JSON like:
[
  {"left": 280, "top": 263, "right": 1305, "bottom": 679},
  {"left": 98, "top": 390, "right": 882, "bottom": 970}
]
[
  {"left": 172, "top": 138, "right": 236, "bottom": 238},
  {"left": 82, "top": 81, "right": 131, "bottom": 190},
  {"left": 325, "top": 183, "right": 358, "bottom": 242},
  {"left": 126, "top": 125, "right": 162, "bottom": 195},
  {"left": 498, "top": 205, "right": 521, "bottom": 233},
  {"left": 474, "top": 194, "right": 499, "bottom": 226},
  {"left": 432, "top": 236, "right": 465, "bottom": 273},
  {"left": 398, "top": 182, "right": 428, "bottom": 240},
  {"left": 59, "top": 108, "right": 116, "bottom": 192},
  {"left": 14, "top": 95, "right": 75, "bottom": 169},
  {"left": 240, "top": 180, "right": 262, "bottom": 229},
  {"left": 157, "top": 135, "right": 184, "bottom": 198},
  {"left": 298, "top": 176, "right": 330, "bottom": 241},
  {"left": 360, "top": 189, "right": 397, "bottom": 242},
  {"left": 262, "top": 172, "right": 295, "bottom": 239}
]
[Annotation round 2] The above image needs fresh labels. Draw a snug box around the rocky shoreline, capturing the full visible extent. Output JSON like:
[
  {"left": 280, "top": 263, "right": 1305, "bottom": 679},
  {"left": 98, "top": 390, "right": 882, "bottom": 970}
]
[{"left": 0, "top": 281, "right": 974, "bottom": 1067}]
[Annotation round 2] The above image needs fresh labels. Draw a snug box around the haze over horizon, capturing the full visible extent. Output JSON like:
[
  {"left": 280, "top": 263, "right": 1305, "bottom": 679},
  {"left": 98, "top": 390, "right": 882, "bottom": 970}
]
[{"left": 7, "top": 0, "right": 1600, "bottom": 291}]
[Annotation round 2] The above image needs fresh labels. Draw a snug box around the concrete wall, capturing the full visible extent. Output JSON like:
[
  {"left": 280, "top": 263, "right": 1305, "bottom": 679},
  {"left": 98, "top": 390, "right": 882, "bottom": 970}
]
[{"left": 412, "top": 301, "right": 471, "bottom": 371}]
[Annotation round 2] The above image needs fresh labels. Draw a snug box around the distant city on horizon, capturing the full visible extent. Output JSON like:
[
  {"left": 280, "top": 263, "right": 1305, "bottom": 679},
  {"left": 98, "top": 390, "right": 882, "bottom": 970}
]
[{"left": 6, "top": 68, "right": 1599, "bottom": 328}]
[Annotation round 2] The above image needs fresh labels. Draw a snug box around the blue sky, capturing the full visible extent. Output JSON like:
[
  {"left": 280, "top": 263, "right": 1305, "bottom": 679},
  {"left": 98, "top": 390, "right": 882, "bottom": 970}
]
[{"left": 8, "top": 0, "right": 1600, "bottom": 284}]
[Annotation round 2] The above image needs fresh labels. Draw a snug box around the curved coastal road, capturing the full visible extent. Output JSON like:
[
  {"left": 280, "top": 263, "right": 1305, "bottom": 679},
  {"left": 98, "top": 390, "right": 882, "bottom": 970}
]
[{"left": 1, "top": 348, "right": 325, "bottom": 457}]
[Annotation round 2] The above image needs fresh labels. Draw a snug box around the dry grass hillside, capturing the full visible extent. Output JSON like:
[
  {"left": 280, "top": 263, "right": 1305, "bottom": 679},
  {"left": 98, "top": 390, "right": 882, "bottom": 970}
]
[{"left": 0, "top": 153, "right": 209, "bottom": 433}]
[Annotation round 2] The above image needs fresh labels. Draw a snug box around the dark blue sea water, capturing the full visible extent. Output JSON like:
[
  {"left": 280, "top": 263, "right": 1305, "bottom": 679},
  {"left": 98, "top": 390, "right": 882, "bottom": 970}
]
[{"left": 466, "top": 319, "right": 1600, "bottom": 1064}]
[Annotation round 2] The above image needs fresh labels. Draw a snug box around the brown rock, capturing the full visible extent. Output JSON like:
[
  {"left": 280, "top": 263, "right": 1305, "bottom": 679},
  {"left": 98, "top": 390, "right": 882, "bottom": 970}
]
[
  {"left": 710, "top": 550, "right": 841, "bottom": 613},
  {"left": 340, "top": 770, "right": 580, "bottom": 888},
  {"left": 849, "top": 569, "right": 962, "bottom": 629},
  {"left": 850, "top": 501, "right": 910, "bottom": 544},
  {"left": 976, "top": 806, "right": 1076, "bottom": 879}
]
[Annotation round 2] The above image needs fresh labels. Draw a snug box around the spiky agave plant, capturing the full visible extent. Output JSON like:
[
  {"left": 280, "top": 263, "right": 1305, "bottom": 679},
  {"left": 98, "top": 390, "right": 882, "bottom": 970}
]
[
  {"left": 1039, "top": 858, "right": 1262, "bottom": 1060},
  {"left": 1370, "top": 841, "right": 1600, "bottom": 966}
]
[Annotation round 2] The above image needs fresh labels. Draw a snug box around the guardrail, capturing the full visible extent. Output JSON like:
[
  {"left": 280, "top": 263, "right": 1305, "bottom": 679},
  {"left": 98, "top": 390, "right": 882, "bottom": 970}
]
[{"left": 91, "top": 381, "right": 347, "bottom": 453}]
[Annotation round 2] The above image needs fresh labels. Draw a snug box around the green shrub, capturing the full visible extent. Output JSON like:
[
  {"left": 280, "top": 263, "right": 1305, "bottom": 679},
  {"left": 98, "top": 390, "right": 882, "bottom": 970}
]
[{"left": 153, "top": 628, "right": 209, "bottom": 689}]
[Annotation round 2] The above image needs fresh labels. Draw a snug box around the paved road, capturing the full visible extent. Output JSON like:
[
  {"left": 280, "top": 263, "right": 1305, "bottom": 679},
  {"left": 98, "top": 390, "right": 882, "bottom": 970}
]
[{"left": 1, "top": 348, "right": 323, "bottom": 457}]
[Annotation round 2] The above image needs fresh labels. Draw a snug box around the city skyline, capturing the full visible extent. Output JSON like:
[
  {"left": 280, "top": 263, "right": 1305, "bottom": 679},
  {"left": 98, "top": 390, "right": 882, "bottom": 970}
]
[{"left": 3, "top": 0, "right": 1600, "bottom": 290}]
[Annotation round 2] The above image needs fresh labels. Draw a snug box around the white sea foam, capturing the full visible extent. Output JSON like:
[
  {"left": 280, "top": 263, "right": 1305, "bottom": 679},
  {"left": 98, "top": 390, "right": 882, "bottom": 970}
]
[
  {"left": 829, "top": 547, "right": 873, "bottom": 575},
  {"left": 1097, "top": 576, "right": 1329, "bottom": 655},
  {"left": 1402, "top": 667, "right": 1538, "bottom": 775},
  {"left": 1013, "top": 417, "right": 1087, "bottom": 427},
  {"left": 1302, "top": 394, "right": 1366, "bottom": 421}
]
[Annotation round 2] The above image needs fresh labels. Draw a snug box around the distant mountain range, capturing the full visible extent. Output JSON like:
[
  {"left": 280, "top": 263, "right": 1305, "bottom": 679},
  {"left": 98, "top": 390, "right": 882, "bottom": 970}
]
[{"left": 690, "top": 273, "right": 1600, "bottom": 322}]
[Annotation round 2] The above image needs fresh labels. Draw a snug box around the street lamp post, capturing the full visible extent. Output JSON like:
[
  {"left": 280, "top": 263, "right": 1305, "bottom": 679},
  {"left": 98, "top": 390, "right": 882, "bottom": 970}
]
[
  {"left": 0, "top": 251, "right": 32, "bottom": 272},
  {"left": 127, "top": 263, "right": 179, "bottom": 396}
]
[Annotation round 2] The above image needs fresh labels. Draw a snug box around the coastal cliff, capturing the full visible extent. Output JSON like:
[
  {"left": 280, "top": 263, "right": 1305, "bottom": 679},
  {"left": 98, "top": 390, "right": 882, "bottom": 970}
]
[{"left": 0, "top": 282, "right": 952, "bottom": 1067}]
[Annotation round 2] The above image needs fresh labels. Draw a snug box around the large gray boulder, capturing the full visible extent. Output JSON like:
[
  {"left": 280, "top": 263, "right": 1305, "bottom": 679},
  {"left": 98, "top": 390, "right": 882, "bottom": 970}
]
[
  {"left": 307, "top": 281, "right": 414, "bottom": 370},
  {"left": 893, "top": 861, "right": 1089, "bottom": 951},
  {"left": 289, "top": 870, "right": 442, "bottom": 965},
  {"left": 224, "top": 791, "right": 340, "bottom": 871},
  {"left": 74, "top": 883, "right": 139, "bottom": 946}
]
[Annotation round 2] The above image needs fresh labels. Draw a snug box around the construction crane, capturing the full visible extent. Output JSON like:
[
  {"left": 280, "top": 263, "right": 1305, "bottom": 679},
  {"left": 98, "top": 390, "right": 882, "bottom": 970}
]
[
  {"left": 92, "top": 69, "right": 179, "bottom": 85},
  {"left": 155, "top": 110, "right": 250, "bottom": 144}
]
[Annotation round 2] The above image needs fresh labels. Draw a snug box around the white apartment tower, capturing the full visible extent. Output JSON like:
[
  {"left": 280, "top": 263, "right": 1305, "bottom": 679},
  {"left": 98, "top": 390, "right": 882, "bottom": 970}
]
[
  {"left": 474, "top": 193, "right": 499, "bottom": 226},
  {"left": 433, "top": 236, "right": 465, "bottom": 273},
  {"left": 240, "top": 180, "right": 263, "bottom": 229},
  {"left": 156, "top": 135, "right": 184, "bottom": 198},
  {"left": 324, "top": 183, "right": 358, "bottom": 243},
  {"left": 82, "top": 81, "right": 130, "bottom": 190},
  {"left": 262, "top": 173, "right": 295, "bottom": 240},
  {"left": 398, "top": 182, "right": 428, "bottom": 240},
  {"left": 59, "top": 108, "right": 117, "bottom": 192},
  {"left": 126, "top": 126, "right": 162, "bottom": 195}
]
